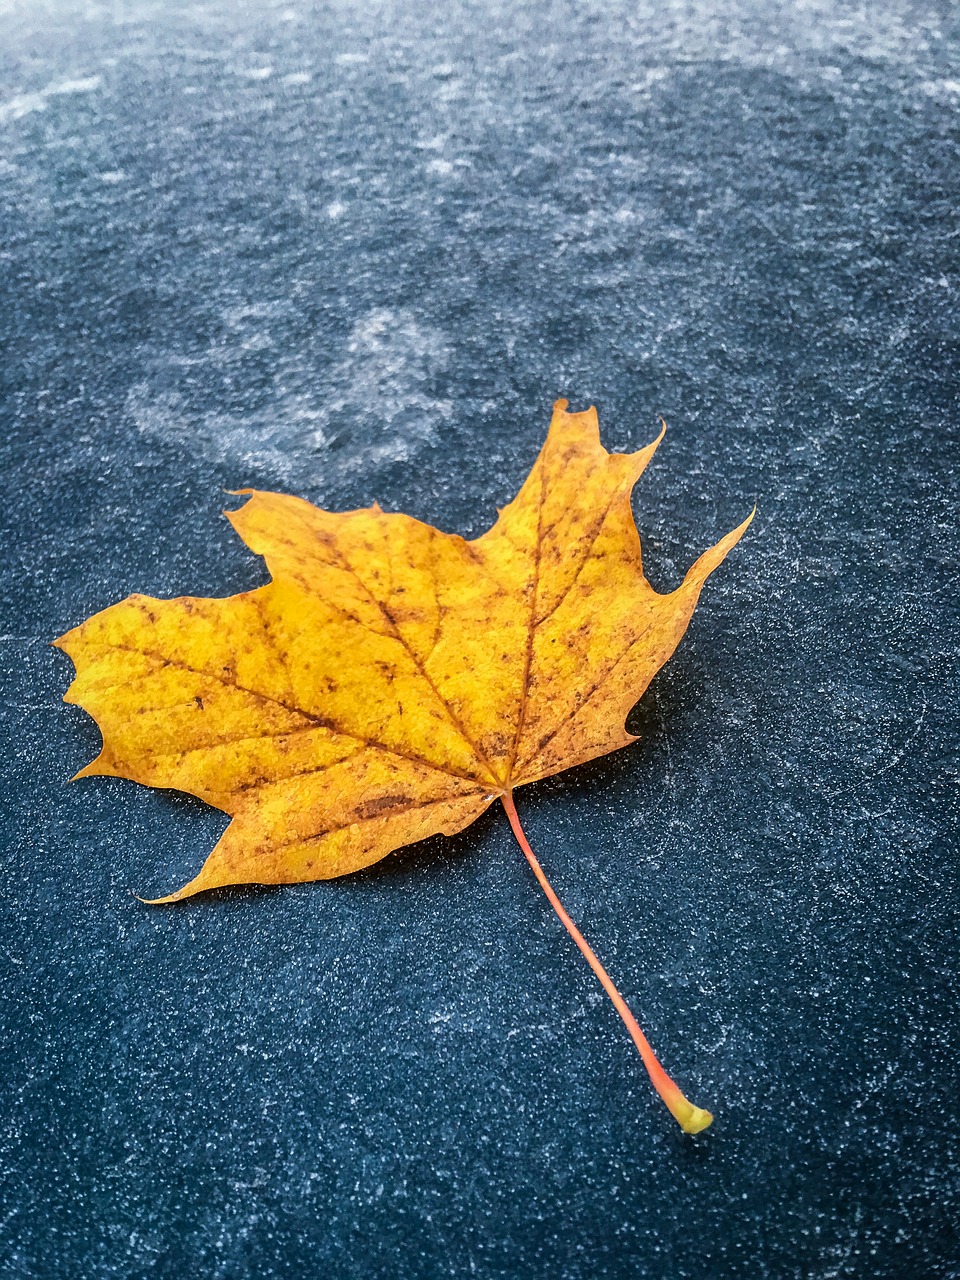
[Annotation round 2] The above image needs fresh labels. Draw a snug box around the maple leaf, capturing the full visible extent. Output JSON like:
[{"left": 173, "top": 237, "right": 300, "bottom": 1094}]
[{"left": 56, "top": 399, "right": 751, "bottom": 1134}]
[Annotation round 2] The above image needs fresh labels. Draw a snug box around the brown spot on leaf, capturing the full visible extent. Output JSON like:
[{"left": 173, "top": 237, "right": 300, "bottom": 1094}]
[{"left": 356, "top": 794, "right": 412, "bottom": 820}]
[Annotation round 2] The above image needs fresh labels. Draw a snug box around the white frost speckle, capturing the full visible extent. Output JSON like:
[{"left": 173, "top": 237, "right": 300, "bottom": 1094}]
[
  {"left": 302, "top": 307, "right": 453, "bottom": 467},
  {"left": 0, "top": 93, "right": 47, "bottom": 123},
  {"left": 129, "top": 307, "right": 452, "bottom": 483},
  {"left": 0, "top": 73, "right": 102, "bottom": 124},
  {"left": 47, "top": 76, "right": 102, "bottom": 96},
  {"left": 628, "top": 67, "right": 670, "bottom": 92},
  {"left": 919, "top": 78, "right": 960, "bottom": 97},
  {"left": 416, "top": 134, "right": 447, "bottom": 152}
]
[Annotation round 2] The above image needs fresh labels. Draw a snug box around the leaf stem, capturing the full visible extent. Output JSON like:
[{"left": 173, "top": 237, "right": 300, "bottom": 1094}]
[{"left": 500, "top": 790, "right": 713, "bottom": 1135}]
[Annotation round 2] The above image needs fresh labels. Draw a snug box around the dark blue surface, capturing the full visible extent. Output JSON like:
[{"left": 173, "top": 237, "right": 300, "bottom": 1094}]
[{"left": 2, "top": 2, "right": 958, "bottom": 1276}]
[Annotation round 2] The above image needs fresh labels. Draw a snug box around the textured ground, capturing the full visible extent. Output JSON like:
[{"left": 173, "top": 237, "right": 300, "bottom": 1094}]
[{"left": 1, "top": 1, "right": 958, "bottom": 1276}]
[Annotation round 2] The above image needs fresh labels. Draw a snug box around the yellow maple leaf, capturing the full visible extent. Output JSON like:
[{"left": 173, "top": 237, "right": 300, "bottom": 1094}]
[{"left": 56, "top": 399, "right": 752, "bottom": 1133}]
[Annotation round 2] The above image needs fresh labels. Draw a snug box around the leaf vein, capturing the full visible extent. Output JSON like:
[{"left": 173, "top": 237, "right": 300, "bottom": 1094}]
[{"left": 104, "top": 641, "right": 487, "bottom": 785}]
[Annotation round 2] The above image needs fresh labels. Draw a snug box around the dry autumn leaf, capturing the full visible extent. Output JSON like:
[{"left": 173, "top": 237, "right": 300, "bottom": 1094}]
[{"left": 56, "top": 399, "right": 752, "bottom": 1134}]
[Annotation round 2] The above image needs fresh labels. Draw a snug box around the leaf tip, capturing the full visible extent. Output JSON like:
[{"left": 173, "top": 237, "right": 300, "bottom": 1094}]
[
  {"left": 680, "top": 506, "right": 755, "bottom": 593},
  {"left": 137, "top": 865, "right": 219, "bottom": 903},
  {"left": 70, "top": 758, "right": 106, "bottom": 782},
  {"left": 137, "top": 879, "right": 199, "bottom": 904}
]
